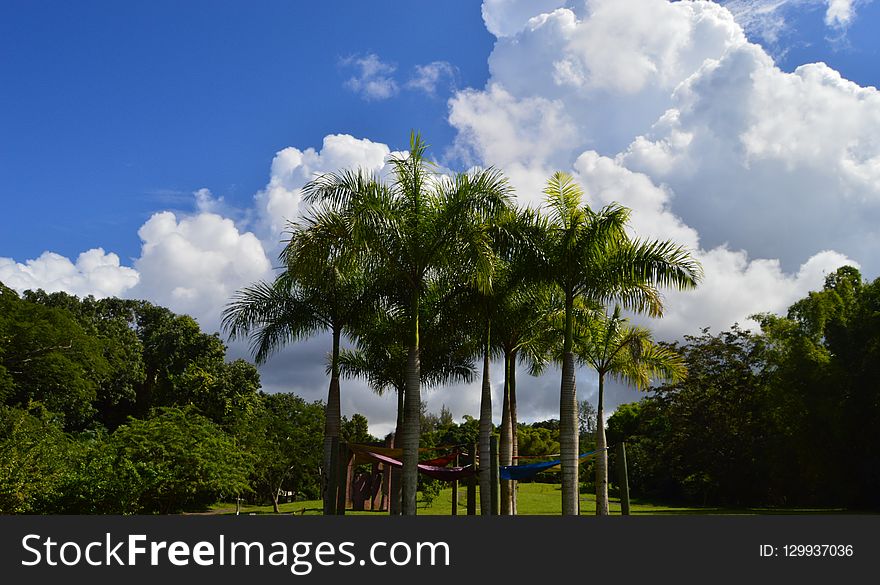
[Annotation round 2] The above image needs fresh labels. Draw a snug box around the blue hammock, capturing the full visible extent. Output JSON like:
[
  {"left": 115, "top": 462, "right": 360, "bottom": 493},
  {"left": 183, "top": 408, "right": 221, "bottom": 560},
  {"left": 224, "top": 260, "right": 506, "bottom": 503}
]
[{"left": 499, "top": 449, "right": 601, "bottom": 481}]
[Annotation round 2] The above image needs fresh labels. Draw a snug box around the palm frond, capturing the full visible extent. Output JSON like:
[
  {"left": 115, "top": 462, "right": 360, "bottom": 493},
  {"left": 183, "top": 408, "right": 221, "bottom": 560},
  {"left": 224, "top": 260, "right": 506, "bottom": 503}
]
[
  {"left": 574, "top": 308, "right": 687, "bottom": 390},
  {"left": 542, "top": 171, "right": 585, "bottom": 230},
  {"left": 221, "top": 276, "right": 327, "bottom": 364}
]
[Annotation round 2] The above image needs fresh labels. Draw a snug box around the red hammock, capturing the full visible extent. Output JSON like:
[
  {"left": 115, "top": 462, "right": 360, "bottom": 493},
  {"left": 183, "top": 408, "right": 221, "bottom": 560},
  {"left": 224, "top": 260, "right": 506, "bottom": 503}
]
[{"left": 348, "top": 445, "right": 475, "bottom": 481}]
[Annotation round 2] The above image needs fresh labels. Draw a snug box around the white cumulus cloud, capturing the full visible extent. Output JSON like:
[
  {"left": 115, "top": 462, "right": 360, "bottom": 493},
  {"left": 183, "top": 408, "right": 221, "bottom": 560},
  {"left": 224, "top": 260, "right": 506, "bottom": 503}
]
[
  {"left": 253, "top": 134, "right": 391, "bottom": 247},
  {"left": 481, "top": 0, "right": 569, "bottom": 37},
  {"left": 643, "top": 248, "right": 858, "bottom": 338},
  {"left": 448, "top": 0, "right": 879, "bottom": 371},
  {"left": 130, "top": 211, "right": 271, "bottom": 330},
  {"left": 0, "top": 248, "right": 139, "bottom": 299}
]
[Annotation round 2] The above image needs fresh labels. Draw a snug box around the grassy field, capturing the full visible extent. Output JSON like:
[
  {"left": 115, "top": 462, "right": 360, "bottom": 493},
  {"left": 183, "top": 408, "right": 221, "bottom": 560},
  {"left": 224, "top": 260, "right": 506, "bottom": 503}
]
[{"left": 209, "top": 482, "right": 847, "bottom": 516}]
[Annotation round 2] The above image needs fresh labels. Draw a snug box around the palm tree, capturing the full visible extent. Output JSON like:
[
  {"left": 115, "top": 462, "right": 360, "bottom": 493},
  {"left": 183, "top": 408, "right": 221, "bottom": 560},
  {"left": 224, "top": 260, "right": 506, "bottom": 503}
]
[
  {"left": 301, "top": 132, "right": 512, "bottom": 514},
  {"left": 221, "top": 220, "right": 373, "bottom": 515},
  {"left": 467, "top": 261, "right": 504, "bottom": 516},
  {"left": 338, "top": 280, "right": 477, "bottom": 514},
  {"left": 574, "top": 306, "right": 686, "bottom": 514},
  {"left": 492, "top": 282, "right": 556, "bottom": 514},
  {"left": 477, "top": 218, "right": 558, "bottom": 515},
  {"left": 534, "top": 172, "right": 701, "bottom": 515}
]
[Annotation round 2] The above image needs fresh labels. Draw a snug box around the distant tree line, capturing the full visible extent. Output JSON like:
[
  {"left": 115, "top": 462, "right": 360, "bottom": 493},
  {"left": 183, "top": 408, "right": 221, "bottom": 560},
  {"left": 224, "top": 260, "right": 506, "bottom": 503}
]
[{"left": 607, "top": 266, "right": 880, "bottom": 509}]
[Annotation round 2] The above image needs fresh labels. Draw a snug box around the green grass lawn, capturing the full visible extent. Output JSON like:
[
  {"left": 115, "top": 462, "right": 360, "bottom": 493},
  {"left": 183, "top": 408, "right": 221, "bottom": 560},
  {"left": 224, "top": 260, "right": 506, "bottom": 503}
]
[{"left": 208, "top": 482, "right": 847, "bottom": 516}]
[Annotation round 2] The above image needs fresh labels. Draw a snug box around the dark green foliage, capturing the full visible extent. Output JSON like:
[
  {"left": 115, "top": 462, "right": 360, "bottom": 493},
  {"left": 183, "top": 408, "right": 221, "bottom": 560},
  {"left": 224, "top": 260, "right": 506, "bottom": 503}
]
[
  {"left": 3, "top": 287, "right": 264, "bottom": 431},
  {"left": 517, "top": 424, "right": 560, "bottom": 457},
  {"left": 607, "top": 326, "right": 774, "bottom": 505},
  {"left": 578, "top": 399, "right": 597, "bottom": 447},
  {"left": 609, "top": 267, "right": 880, "bottom": 508},
  {"left": 341, "top": 413, "right": 377, "bottom": 444},
  {"left": 1, "top": 404, "right": 253, "bottom": 514},
  {"left": 422, "top": 413, "right": 480, "bottom": 450},
  {"left": 1, "top": 287, "right": 108, "bottom": 429},
  {"left": 0, "top": 282, "right": 378, "bottom": 514},
  {"left": 19, "top": 290, "right": 146, "bottom": 430}
]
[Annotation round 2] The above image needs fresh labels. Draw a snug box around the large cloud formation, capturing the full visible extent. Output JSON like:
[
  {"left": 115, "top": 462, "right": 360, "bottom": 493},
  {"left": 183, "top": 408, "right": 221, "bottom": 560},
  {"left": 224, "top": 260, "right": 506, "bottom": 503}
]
[
  {"left": 130, "top": 211, "right": 272, "bottom": 328},
  {"left": 253, "top": 134, "right": 391, "bottom": 247},
  {"left": 451, "top": 0, "right": 871, "bottom": 335}
]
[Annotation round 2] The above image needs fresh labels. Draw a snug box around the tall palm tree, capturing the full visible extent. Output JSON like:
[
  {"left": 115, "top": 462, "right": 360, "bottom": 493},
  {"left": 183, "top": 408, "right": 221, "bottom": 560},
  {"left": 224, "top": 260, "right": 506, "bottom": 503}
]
[
  {"left": 467, "top": 263, "right": 504, "bottom": 515},
  {"left": 222, "top": 220, "right": 372, "bottom": 515},
  {"left": 492, "top": 282, "right": 556, "bottom": 514},
  {"left": 338, "top": 280, "right": 477, "bottom": 514},
  {"left": 574, "top": 306, "right": 686, "bottom": 514},
  {"left": 301, "top": 132, "right": 512, "bottom": 514},
  {"left": 534, "top": 172, "right": 701, "bottom": 515},
  {"left": 478, "top": 218, "right": 558, "bottom": 515}
]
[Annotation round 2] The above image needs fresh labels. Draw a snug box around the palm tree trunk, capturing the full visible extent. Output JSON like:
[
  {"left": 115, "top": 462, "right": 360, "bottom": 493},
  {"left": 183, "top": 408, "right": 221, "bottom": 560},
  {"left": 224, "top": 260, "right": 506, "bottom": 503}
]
[
  {"left": 322, "top": 326, "right": 342, "bottom": 515},
  {"left": 401, "top": 297, "right": 421, "bottom": 515},
  {"left": 478, "top": 321, "right": 493, "bottom": 515},
  {"left": 595, "top": 371, "right": 609, "bottom": 515},
  {"left": 560, "top": 297, "right": 579, "bottom": 515},
  {"left": 499, "top": 349, "right": 513, "bottom": 515},
  {"left": 510, "top": 349, "right": 518, "bottom": 515},
  {"left": 390, "top": 385, "right": 404, "bottom": 515}
]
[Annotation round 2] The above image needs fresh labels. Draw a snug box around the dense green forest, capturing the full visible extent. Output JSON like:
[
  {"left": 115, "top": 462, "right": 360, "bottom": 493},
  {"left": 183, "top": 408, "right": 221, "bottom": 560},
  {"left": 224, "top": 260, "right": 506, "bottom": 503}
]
[
  {"left": 607, "top": 266, "right": 880, "bottom": 509},
  {"left": 0, "top": 283, "right": 375, "bottom": 513}
]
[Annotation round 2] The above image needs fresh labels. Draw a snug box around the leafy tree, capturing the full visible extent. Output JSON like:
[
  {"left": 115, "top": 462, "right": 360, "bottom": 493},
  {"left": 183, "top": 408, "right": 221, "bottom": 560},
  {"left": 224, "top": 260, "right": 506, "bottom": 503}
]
[
  {"left": 20, "top": 290, "right": 146, "bottom": 430},
  {"left": 517, "top": 424, "right": 560, "bottom": 457},
  {"left": 0, "top": 404, "right": 76, "bottom": 513},
  {"left": 427, "top": 414, "right": 480, "bottom": 451},
  {"left": 755, "top": 266, "right": 880, "bottom": 506},
  {"left": 246, "top": 393, "right": 324, "bottom": 512},
  {"left": 341, "top": 413, "right": 377, "bottom": 444},
  {"left": 438, "top": 405, "right": 455, "bottom": 427},
  {"left": 0, "top": 285, "right": 109, "bottom": 429},
  {"left": 578, "top": 399, "right": 597, "bottom": 446},
  {"left": 109, "top": 407, "right": 252, "bottom": 514},
  {"left": 606, "top": 326, "right": 774, "bottom": 505}
]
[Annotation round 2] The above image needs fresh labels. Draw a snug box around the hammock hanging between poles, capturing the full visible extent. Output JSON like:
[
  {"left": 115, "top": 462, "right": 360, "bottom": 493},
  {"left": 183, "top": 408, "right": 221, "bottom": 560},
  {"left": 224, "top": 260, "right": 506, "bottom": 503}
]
[
  {"left": 347, "top": 444, "right": 477, "bottom": 481},
  {"left": 499, "top": 449, "right": 604, "bottom": 481}
]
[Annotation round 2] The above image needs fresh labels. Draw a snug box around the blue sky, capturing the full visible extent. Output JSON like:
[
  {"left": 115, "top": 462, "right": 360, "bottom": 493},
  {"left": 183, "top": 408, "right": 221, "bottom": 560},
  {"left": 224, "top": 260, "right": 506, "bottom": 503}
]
[
  {"left": 768, "top": 1, "right": 880, "bottom": 81},
  {"left": 2, "top": 0, "right": 879, "bottom": 433},
  {"left": 0, "top": 0, "right": 493, "bottom": 262},
  {"left": 2, "top": 1, "right": 878, "bottom": 264}
]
